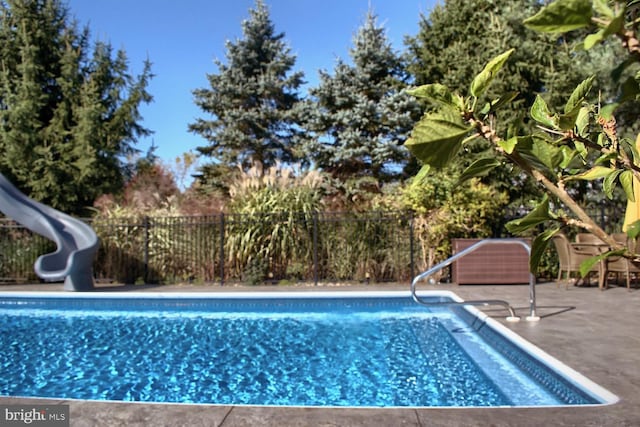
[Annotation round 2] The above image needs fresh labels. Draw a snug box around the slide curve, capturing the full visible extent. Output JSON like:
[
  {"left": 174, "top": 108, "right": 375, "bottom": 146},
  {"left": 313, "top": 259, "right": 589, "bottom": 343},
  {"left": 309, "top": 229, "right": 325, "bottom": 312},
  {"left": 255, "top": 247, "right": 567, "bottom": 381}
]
[{"left": 0, "top": 173, "right": 99, "bottom": 291}]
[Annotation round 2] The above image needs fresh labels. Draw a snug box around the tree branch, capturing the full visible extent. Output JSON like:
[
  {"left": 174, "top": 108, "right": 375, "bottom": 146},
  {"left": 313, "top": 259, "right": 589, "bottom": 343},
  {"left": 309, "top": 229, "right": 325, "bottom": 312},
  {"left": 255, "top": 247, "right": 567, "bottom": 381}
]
[{"left": 468, "top": 116, "right": 623, "bottom": 249}]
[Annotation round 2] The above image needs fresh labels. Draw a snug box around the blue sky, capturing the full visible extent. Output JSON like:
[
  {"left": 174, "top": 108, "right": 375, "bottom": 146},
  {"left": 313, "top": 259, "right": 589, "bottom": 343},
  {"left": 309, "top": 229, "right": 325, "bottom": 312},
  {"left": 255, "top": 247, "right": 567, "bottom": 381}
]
[{"left": 66, "top": 0, "right": 435, "bottom": 173}]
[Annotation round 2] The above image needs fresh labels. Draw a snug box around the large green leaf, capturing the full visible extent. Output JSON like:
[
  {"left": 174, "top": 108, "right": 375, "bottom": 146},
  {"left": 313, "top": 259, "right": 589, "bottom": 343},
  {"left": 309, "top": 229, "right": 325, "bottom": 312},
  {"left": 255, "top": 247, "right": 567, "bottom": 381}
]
[
  {"left": 559, "top": 145, "right": 578, "bottom": 169},
  {"left": 619, "top": 170, "right": 635, "bottom": 201},
  {"left": 523, "top": 0, "right": 593, "bottom": 33},
  {"left": 516, "top": 136, "right": 557, "bottom": 171},
  {"left": 405, "top": 109, "right": 472, "bottom": 168},
  {"left": 564, "top": 76, "right": 594, "bottom": 114},
  {"left": 565, "top": 165, "right": 615, "bottom": 181},
  {"left": 579, "top": 249, "right": 627, "bottom": 277},
  {"left": 603, "top": 11, "right": 625, "bottom": 36},
  {"left": 579, "top": 253, "right": 607, "bottom": 277},
  {"left": 574, "top": 106, "right": 591, "bottom": 138},
  {"left": 623, "top": 137, "right": 640, "bottom": 165},
  {"left": 594, "top": 151, "right": 618, "bottom": 166},
  {"left": 531, "top": 95, "right": 558, "bottom": 129},
  {"left": 558, "top": 110, "right": 582, "bottom": 131},
  {"left": 413, "top": 164, "right": 431, "bottom": 185},
  {"left": 458, "top": 158, "right": 501, "bottom": 184},
  {"left": 406, "top": 84, "right": 464, "bottom": 110},
  {"left": 530, "top": 228, "right": 560, "bottom": 273},
  {"left": 603, "top": 169, "right": 622, "bottom": 199},
  {"left": 531, "top": 138, "right": 563, "bottom": 170},
  {"left": 583, "top": 30, "right": 606, "bottom": 50},
  {"left": 506, "top": 196, "right": 553, "bottom": 234},
  {"left": 470, "top": 49, "right": 515, "bottom": 98},
  {"left": 482, "top": 91, "right": 520, "bottom": 115}
]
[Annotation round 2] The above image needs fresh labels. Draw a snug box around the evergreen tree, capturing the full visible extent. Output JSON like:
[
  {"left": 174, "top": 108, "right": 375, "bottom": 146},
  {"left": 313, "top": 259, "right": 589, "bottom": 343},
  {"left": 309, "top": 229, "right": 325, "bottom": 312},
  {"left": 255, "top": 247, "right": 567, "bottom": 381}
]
[
  {"left": 0, "top": 0, "right": 153, "bottom": 214},
  {"left": 190, "top": 0, "right": 304, "bottom": 180},
  {"left": 304, "top": 11, "right": 420, "bottom": 181}
]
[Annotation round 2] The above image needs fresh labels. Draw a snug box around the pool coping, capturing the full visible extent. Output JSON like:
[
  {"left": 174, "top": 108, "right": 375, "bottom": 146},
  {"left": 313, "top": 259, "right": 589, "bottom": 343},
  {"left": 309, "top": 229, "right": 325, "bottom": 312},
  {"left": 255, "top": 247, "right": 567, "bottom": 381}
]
[{"left": 0, "top": 282, "right": 638, "bottom": 426}]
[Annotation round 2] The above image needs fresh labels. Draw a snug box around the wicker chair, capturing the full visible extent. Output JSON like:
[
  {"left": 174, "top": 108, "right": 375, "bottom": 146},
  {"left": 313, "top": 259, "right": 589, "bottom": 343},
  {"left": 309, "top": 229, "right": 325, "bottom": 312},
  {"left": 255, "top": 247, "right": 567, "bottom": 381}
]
[
  {"left": 552, "top": 233, "right": 601, "bottom": 288},
  {"left": 601, "top": 233, "right": 640, "bottom": 290}
]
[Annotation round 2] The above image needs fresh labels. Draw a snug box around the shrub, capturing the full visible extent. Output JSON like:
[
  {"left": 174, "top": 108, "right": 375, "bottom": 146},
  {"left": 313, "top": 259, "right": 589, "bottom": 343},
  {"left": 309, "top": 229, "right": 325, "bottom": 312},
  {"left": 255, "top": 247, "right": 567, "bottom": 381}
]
[
  {"left": 225, "top": 163, "right": 324, "bottom": 283},
  {"left": 398, "top": 169, "right": 509, "bottom": 277}
]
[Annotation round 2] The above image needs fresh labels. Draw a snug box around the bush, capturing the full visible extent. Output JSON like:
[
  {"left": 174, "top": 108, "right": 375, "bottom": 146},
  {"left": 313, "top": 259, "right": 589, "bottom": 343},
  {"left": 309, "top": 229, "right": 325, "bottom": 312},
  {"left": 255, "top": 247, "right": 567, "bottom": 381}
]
[{"left": 398, "top": 170, "right": 509, "bottom": 277}]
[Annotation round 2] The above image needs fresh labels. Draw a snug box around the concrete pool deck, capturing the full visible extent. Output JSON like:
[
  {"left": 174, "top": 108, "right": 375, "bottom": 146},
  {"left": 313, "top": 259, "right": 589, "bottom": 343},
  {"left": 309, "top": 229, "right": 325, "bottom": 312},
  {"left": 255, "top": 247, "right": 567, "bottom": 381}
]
[{"left": 1, "top": 281, "right": 639, "bottom": 426}]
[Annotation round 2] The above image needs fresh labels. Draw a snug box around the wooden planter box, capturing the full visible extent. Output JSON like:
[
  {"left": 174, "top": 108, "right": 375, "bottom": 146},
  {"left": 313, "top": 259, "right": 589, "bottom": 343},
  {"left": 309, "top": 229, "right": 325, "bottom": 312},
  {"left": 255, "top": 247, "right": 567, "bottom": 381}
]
[{"left": 451, "top": 238, "right": 531, "bottom": 285}]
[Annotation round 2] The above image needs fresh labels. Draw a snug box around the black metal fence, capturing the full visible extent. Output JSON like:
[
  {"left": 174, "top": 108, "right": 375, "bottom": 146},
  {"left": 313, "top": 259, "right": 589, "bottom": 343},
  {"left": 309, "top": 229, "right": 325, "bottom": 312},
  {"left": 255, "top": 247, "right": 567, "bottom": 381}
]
[
  {"left": 0, "top": 204, "right": 625, "bottom": 286},
  {"left": 0, "top": 211, "right": 415, "bottom": 285}
]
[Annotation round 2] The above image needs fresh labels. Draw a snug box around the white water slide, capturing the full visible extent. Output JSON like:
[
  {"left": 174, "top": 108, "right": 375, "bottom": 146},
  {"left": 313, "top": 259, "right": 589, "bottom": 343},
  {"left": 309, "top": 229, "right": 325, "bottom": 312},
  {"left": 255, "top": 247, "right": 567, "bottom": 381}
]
[{"left": 0, "top": 173, "right": 99, "bottom": 291}]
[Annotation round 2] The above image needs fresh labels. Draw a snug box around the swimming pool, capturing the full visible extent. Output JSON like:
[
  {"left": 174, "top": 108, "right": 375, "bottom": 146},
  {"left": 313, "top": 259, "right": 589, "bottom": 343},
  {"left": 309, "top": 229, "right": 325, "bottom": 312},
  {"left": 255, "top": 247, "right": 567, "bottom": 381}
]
[{"left": 0, "top": 291, "right": 618, "bottom": 407}]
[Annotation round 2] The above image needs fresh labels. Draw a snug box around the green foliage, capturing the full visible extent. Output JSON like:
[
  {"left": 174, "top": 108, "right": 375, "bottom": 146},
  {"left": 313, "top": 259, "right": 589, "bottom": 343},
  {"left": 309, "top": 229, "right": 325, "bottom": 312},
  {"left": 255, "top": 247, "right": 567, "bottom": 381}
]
[
  {"left": 470, "top": 49, "right": 515, "bottom": 98},
  {"left": 90, "top": 205, "right": 147, "bottom": 283},
  {"left": 242, "top": 258, "right": 267, "bottom": 286},
  {"left": 303, "top": 10, "right": 421, "bottom": 180},
  {"left": 0, "top": 224, "right": 53, "bottom": 281},
  {"left": 530, "top": 227, "right": 561, "bottom": 275},
  {"left": 404, "top": 0, "right": 620, "bottom": 209},
  {"left": 404, "top": 107, "right": 472, "bottom": 168},
  {"left": 317, "top": 211, "right": 412, "bottom": 283},
  {"left": 91, "top": 199, "right": 201, "bottom": 284},
  {"left": 190, "top": 0, "right": 304, "bottom": 174},
  {"left": 225, "top": 163, "right": 324, "bottom": 282},
  {"left": 506, "top": 197, "right": 555, "bottom": 235},
  {"left": 405, "top": 0, "right": 607, "bottom": 115},
  {"left": 523, "top": 0, "right": 593, "bottom": 33},
  {"left": 0, "top": 0, "right": 153, "bottom": 214},
  {"left": 405, "top": 0, "right": 640, "bottom": 274},
  {"left": 397, "top": 170, "right": 509, "bottom": 275}
]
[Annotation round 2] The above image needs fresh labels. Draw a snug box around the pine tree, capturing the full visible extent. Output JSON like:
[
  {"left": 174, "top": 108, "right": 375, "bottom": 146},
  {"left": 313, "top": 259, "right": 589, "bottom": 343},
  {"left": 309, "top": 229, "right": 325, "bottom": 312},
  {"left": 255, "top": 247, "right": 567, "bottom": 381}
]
[
  {"left": 190, "top": 0, "right": 304, "bottom": 179},
  {"left": 304, "top": 11, "right": 420, "bottom": 181},
  {"left": 0, "top": 0, "right": 153, "bottom": 214}
]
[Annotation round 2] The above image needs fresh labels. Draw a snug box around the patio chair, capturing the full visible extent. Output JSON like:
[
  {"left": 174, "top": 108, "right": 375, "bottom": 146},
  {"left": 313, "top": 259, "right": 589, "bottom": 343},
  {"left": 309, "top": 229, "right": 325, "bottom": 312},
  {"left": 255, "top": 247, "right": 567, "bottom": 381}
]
[
  {"left": 552, "top": 233, "right": 601, "bottom": 288},
  {"left": 601, "top": 233, "right": 640, "bottom": 290},
  {"left": 575, "top": 232, "right": 607, "bottom": 245}
]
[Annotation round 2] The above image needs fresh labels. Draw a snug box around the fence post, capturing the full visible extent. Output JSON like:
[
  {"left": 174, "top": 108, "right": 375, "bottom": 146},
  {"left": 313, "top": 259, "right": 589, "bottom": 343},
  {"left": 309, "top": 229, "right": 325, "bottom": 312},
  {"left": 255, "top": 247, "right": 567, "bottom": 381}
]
[
  {"left": 313, "top": 211, "right": 318, "bottom": 286},
  {"left": 143, "top": 216, "right": 150, "bottom": 283},
  {"left": 219, "top": 213, "right": 225, "bottom": 286}
]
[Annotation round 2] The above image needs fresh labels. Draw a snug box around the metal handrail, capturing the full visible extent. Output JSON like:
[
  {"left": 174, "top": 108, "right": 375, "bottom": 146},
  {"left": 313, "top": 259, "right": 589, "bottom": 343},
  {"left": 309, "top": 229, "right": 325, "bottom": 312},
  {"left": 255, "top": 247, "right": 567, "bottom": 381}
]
[{"left": 411, "top": 238, "right": 540, "bottom": 322}]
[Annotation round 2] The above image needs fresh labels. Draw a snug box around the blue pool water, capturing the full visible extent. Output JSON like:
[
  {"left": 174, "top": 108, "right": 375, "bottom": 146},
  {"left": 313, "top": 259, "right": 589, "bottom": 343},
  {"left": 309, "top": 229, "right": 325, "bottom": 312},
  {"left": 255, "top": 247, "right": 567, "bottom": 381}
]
[{"left": 0, "top": 291, "right": 616, "bottom": 407}]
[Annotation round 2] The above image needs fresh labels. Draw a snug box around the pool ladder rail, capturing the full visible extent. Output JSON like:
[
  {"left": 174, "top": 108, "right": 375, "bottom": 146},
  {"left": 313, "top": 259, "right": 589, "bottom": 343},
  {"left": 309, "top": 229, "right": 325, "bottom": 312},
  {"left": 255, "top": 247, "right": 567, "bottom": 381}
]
[{"left": 411, "top": 239, "right": 540, "bottom": 322}]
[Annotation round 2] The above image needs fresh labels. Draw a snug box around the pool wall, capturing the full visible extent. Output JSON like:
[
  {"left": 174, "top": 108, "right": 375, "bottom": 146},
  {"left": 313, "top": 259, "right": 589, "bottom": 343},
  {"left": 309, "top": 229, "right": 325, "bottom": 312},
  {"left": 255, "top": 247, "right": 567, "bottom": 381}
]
[{"left": 450, "top": 303, "right": 619, "bottom": 406}]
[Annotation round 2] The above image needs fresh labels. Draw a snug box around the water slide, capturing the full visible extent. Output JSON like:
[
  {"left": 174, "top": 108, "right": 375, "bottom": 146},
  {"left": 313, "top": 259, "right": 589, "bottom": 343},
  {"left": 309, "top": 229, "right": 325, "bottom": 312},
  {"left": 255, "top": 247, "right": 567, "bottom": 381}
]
[{"left": 0, "top": 173, "right": 99, "bottom": 291}]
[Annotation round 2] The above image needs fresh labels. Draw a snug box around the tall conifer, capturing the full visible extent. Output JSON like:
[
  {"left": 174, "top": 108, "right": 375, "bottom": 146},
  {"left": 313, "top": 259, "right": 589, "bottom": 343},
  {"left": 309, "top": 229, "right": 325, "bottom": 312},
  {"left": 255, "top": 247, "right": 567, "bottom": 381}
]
[
  {"left": 304, "top": 11, "right": 419, "bottom": 181},
  {"left": 0, "top": 0, "right": 153, "bottom": 213},
  {"left": 190, "top": 0, "right": 304, "bottom": 180}
]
